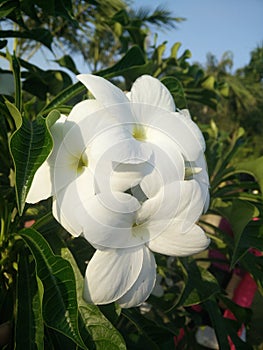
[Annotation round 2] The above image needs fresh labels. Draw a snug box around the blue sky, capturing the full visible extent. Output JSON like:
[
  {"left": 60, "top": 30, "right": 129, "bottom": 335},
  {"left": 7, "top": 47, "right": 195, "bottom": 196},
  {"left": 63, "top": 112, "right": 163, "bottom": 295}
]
[
  {"left": 132, "top": 0, "right": 263, "bottom": 70},
  {"left": 1, "top": 0, "right": 262, "bottom": 74}
]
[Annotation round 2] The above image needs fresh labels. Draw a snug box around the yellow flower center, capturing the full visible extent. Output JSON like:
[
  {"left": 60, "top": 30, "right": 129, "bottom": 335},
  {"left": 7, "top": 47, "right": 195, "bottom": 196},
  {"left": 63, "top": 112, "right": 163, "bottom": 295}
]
[
  {"left": 132, "top": 124, "right": 146, "bottom": 141},
  {"left": 77, "top": 152, "right": 88, "bottom": 173}
]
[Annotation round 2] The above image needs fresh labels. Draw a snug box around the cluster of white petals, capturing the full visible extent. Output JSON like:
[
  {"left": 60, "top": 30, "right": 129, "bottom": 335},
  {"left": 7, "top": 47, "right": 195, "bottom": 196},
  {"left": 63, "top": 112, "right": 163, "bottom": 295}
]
[{"left": 27, "top": 74, "right": 210, "bottom": 308}]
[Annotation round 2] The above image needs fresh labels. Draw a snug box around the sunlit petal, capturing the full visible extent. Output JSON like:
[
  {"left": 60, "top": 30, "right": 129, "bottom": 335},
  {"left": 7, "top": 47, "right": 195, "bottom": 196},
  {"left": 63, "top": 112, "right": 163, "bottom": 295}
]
[
  {"left": 79, "top": 192, "right": 151, "bottom": 248},
  {"left": 140, "top": 141, "right": 185, "bottom": 198},
  {"left": 147, "top": 224, "right": 210, "bottom": 256},
  {"left": 130, "top": 75, "right": 175, "bottom": 112},
  {"left": 26, "top": 115, "right": 67, "bottom": 203},
  {"left": 26, "top": 161, "right": 53, "bottom": 203},
  {"left": 83, "top": 246, "right": 144, "bottom": 304},
  {"left": 77, "top": 74, "right": 129, "bottom": 106},
  {"left": 117, "top": 246, "right": 156, "bottom": 308},
  {"left": 137, "top": 180, "right": 205, "bottom": 242},
  {"left": 52, "top": 168, "right": 95, "bottom": 236}
]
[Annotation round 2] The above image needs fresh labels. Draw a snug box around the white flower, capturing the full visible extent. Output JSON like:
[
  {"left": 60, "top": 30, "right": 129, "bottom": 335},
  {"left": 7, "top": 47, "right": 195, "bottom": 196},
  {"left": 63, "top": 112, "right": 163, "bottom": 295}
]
[
  {"left": 27, "top": 73, "right": 210, "bottom": 308},
  {"left": 78, "top": 74, "right": 209, "bottom": 207},
  {"left": 26, "top": 97, "right": 152, "bottom": 235},
  {"left": 81, "top": 179, "right": 209, "bottom": 307},
  {"left": 70, "top": 74, "right": 210, "bottom": 308}
]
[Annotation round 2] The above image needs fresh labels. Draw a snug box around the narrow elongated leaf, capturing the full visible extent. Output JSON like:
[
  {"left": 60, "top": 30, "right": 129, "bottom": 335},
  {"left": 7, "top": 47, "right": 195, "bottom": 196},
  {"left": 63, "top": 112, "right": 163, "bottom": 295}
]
[
  {"left": 0, "top": 39, "right": 7, "bottom": 48},
  {"left": 40, "top": 82, "right": 84, "bottom": 115},
  {"left": 178, "top": 258, "right": 220, "bottom": 306},
  {"left": 0, "top": 28, "right": 53, "bottom": 49},
  {"left": 9, "top": 110, "right": 60, "bottom": 214},
  {"left": 97, "top": 45, "right": 146, "bottom": 78},
  {"left": 61, "top": 246, "right": 127, "bottom": 350},
  {"left": 204, "top": 299, "right": 230, "bottom": 349},
  {"left": 212, "top": 198, "right": 259, "bottom": 266},
  {"left": 55, "top": 55, "right": 79, "bottom": 74},
  {"left": 235, "top": 156, "right": 263, "bottom": 195},
  {"left": 242, "top": 252, "right": 263, "bottom": 293},
  {"left": 41, "top": 46, "right": 149, "bottom": 115},
  {"left": 205, "top": 300, "right": 252, "bottom": 350},
  {"left": 122, "top": 308, "right": 176, "bottom": 350},
  {"left": 15, "top": 247, "right": 44, "bottom": 350},
  {"left": 5, "top": 100, "right": 22, "bottom": 129},
  {"left": 33, "top": 219, "right": 126, "bottom": 349},
  {"left": 161, "top": 76, "right": 187, "bottom": 109},
  {"left": 6, "top": 50, "right": 22, "bottom": 111},
  {"left": 0, "top": 0, "right": 17, "bottom": 18},
  {"left": 19, "top": 228, "right": 86, "bottom": 349},
  {"left": 34, "top": 0, "right": 74, "bottom": 19}
]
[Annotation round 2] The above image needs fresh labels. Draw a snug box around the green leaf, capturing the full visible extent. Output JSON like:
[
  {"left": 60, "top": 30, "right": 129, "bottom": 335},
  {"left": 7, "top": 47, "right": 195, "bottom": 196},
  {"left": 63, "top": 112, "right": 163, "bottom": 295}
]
[
  {"left": 34, "top": 0, "right": 74, "bottom": 20},
  {"left": 241, "top": 252, "right": 263, "bottom": 294},
  {"left": 204, "top": 299, "right": 230, "bottom": 349},
  {"left": 15, "top": 247, "right": 44, "bottom": 350},
  {"left": 97, "top": 45, "right": 149, "bottom": 81},
  {"left": 41, "top": 46, "right": 150, "bottom": 115},
  {"left": 34, "top": 220, "right": 127, "bottom": 350},
  {"left": 161, "top": 76, "right": 187, "bottom": 109},
  {"left": 6, "top": 50, "right": 22, "bottom": 111},
  {"left": 170, "top": 42, "right": 181, "bottom": 59},
  {"left": 178, "top": 258, "right": 220, "bottom": 306},
  {"left": 122, "top": 309, "right": 173, "bottom": 350},
  {"left": 153, "top": 42, "right": 167, "bottom": 65},
  {"left": 0, "top": 39, "right": 7, "bottom": 48},
  {"left": 212, "top": 198, "right": 259, "bottom": 266},
  {"left": 219, "top": 295, "right": 252, "bottom": 325},
  {"left": 5, "top": 100, "right": 22, "bottom": 129},
  {"left": 201, "top": 75, "right": 215, "bottom": 90},
  {"left": 61, "top": 246, "right": 127, "bottom": 350},
  {"left": 19, "top": 228, "right": 86, "bottom": 349},
  {"left": 205, "top": 299, "right": 252, "bottom": 349},
  {"left": 0, "top": 28, "right": 53, "bottom": 50},
  {"left": 40, "top": 82, "right": 84, "bottom": 115},
  {"left": 0, "top": 0, "right": 17, "bottom": 18},
  {"left": 235, "top": 156, "right": 263, "bottom": 196},
  {"left": 210, "top": 128, "right": 245, "bottom": 189},
  {"left": 55, "top": 55, "right": 79, "bottom": 74},
  {"left": 9, "top": 109, "right": 60, "bottom": 214}
]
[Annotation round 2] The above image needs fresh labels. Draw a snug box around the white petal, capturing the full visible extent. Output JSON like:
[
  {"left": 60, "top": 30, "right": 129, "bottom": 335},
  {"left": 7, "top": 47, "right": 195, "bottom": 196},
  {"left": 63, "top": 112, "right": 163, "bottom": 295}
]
[
  {"left": 117, "top": 246, "right": 156, "bottom": 308},
  {"left": 26, "top": 115, "right": 67, "bottom": 203},
  {"left": 77, "top": 74, "right": 129, "bottom": 106},
  {"left": 26, "top": 161, "right": 53, "bottom": 203},
  {"left": 110, "top": 160, "right": 154, "bottom": 192},
  {"left": 83, "top": 246, "right": 144, "bottom": 304},
  {"left": 52, "top": 168, "right": 95, "bottom": 236},
  {"left": 80, "top": 192, "right": 147, "bottom": 248},
  {"left": 180, "top": 109, "right": 206, "bottom": 151},
  {"left": 192, "top": 153, "right": 210, "bottom": 212},
  {"left": 66, "top": 99, "right": 103, "bottom": 123},
  {"left": 63, "top": 100, "right": 119, "bottom": 158},
  {"left": 136, "top": 180, "right": 205, "bottom": 242},
  {"left": 130, "top": 75, "right": 175, "bottom": 112},
  {"left": 92, "top": 135, "right": 153, "bottom": 193},
  {"left": 140, "top": 141, "right": 185, "bottom": 198},
  {"left": 147, "top": 224, "right": 210, "bottom": 257},
  {"left": 130, "top": 103, "right": 204, "bottom": 161}
]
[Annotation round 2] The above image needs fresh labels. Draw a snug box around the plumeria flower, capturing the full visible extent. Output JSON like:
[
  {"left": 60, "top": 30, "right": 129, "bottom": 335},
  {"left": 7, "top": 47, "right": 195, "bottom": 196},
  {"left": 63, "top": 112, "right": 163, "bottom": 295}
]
[
  {"left": 78, "top": 74, "right": 209, "bottom": 207},
  {"left": 81, "top": 178, "right": 209, "bottom": 308},
  {"left": 26, "top": 96, "right": 152, "bottom": 235},
  {"left": 67, "top": 74, "right": 210, "bottom": 308},
  {"left": 27, "top": 73, "right": 210, "bottom": 308}
]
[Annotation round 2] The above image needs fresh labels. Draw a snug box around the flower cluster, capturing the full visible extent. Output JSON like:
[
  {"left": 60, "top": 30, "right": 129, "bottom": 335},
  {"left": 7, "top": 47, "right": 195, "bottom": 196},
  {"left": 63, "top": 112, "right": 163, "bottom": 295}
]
[{"left": 27, "top": 74, "right": 210, "bottom": 308}]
